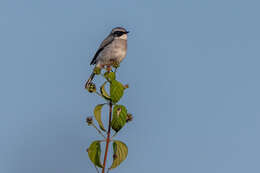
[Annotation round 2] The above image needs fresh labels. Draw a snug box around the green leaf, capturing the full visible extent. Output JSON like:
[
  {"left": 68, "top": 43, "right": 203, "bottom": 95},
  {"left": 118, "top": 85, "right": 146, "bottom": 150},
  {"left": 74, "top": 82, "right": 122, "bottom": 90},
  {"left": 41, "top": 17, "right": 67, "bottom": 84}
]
[
  {"left": 100, "top": 82, "right": 111, "bottom": 100},
  {"left": 94, "top": 104, "right": 106, "bottom": 132},
  {"left": 87, "top": 141, "right": 103, "bottom": 168},
  {"left": 109, "top": 140, "right": 128, "bottom": 170},
  {"left": 110, "top": 80, "right": 125, "bottom": 103},
  {"left": 104, "top": 71, "right": 116, "bottom": 81},
  {"left": 111, "top": 105, "right": 127, "bottom": 132}
]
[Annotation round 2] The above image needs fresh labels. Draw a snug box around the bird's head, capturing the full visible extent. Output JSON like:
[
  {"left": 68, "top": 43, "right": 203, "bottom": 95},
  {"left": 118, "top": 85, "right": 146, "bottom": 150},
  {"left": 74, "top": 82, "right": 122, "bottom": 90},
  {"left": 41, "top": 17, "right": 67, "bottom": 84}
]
[{"left": 111, "top": 27, "right": 129, "bottom": 40}]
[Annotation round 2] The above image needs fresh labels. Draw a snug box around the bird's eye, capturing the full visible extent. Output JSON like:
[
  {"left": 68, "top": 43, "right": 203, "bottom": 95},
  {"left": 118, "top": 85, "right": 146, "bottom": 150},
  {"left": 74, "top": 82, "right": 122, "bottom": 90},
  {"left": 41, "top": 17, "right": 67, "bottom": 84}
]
[{"left": 113, "top": 31, "right": 124, "bottom": 37}]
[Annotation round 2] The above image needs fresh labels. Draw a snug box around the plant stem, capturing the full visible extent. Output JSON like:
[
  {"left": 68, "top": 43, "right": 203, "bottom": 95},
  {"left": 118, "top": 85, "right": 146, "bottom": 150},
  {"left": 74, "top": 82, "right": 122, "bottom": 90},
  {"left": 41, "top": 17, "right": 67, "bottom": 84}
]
[{"left": 102, "top": 102, "right": 113, "bottom": 173}]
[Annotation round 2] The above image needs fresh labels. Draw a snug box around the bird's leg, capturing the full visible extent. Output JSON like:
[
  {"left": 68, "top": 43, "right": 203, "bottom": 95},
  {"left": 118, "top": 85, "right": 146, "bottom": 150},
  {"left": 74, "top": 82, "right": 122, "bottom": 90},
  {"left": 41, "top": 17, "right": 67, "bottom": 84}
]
[{"left": 106, "top": 65, "right": 112, "bottom": 72}]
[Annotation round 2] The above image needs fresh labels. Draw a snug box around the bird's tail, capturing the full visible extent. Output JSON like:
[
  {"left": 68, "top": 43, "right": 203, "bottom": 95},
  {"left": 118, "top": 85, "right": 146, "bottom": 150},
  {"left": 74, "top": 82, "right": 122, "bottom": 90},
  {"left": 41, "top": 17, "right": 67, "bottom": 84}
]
[{"left": 85, "top": 72, "right": 95, "bottom": 89}]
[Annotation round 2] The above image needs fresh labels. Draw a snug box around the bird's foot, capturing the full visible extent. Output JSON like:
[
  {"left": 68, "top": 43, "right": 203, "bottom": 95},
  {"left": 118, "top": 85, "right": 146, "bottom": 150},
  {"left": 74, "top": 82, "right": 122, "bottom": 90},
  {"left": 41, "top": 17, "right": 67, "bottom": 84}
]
[{"left": 106, "top": 65, "right": 112, "bottom": 72}]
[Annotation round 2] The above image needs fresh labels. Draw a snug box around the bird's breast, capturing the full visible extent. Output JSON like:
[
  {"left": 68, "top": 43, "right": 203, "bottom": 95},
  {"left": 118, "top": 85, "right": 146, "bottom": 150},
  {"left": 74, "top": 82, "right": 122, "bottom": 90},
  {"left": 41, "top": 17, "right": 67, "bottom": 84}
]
[
  {"left": 97, "top": 39, "right": 127, "bottom": 67},
  {"left": 112, "top": 39, "right": 127, "bottom": 61}
]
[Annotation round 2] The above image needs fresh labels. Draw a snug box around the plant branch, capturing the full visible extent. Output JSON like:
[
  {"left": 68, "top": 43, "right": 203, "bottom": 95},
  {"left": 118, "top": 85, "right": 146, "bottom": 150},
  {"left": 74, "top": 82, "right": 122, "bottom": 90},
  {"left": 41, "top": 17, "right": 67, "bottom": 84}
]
[
  {"left": 110, "top": 132, "right": 118, "bottom": 139},
  {"left": 94, "top": 165, "right": 100, "bottom": 173},
  {"left": 102, "top": 102, "right": 113, "bottom": 173},
  {"left": 94, "top": 91, "right": 103, "bottom": 97},
  {"left": 91, "top": 124, "right": 106, "bottom": 139}
]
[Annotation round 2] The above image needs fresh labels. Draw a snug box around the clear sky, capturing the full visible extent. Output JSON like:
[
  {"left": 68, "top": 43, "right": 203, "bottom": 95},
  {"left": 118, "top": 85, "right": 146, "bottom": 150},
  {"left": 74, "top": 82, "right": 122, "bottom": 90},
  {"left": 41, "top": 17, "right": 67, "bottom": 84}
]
[{"left": 1, "top": 0, "right": 260, "bottom": 173}]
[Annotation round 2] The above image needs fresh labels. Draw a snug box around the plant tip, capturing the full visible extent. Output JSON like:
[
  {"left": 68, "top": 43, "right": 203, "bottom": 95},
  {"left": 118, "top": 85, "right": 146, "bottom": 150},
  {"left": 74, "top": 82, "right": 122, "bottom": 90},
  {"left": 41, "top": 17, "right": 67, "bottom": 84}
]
[
  {"left": 86, "top": 116, "right": 93, "bottom": 125},
  {"left": 124, "top": 84, "right": 129, "bottom": 89},
  {"left": 86, "top": 82, "right": 96, "bottom": 93},
  {"left": 126, "top": 113, "right": 133, "bottom": 123}
]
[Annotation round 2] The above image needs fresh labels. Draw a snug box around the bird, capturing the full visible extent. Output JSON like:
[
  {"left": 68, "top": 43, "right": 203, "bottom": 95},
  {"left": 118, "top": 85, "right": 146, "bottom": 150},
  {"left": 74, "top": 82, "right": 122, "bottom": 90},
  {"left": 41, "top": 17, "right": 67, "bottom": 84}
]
[{"left": 85, "top": 27, "right": 129, "bottom": 89}]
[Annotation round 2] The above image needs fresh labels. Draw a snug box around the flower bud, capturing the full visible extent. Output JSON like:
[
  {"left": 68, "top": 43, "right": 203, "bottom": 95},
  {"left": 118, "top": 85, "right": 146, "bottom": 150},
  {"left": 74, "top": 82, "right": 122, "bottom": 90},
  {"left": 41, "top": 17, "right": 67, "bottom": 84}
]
[
  {"left": 86, "top": 116, "right": 93, "bottom": 125},
  {"left": 93, "top": 67, "right": 101, "bottom": 75},
  {"left": 86, "top": 82, "right": 96, "bottom": 93},
  {"left": 112, "top": 61, "right": 120, "bottom": 68},
  {"left": 126, "top": 113, "right": 133, "bottom": 123}
]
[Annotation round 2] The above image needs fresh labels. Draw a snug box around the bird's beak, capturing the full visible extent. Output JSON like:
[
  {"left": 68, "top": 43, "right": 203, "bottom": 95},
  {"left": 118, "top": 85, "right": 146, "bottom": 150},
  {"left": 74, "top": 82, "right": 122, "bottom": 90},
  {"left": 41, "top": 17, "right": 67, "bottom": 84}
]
[{"left": 126, "top": 31, "right": 130, "bottom": 34}]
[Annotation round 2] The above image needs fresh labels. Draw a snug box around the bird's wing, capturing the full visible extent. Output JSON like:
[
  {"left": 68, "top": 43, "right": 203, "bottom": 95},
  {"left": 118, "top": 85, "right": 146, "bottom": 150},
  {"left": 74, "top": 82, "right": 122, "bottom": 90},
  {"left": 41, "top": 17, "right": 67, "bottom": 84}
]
[{"left": 90, "top": 34, "right": 114, "bottom": 65}]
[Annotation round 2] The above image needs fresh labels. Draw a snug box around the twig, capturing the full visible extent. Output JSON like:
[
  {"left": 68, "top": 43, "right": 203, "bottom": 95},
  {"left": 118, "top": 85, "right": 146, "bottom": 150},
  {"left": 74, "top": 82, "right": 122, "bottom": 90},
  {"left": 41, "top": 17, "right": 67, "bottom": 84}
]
[
  {"left": 102, "top": 102, "right": 113, "bottom": 173},
  {"left": 91, "top": 124, "right": 106, "bottom": 139},
  {"left": 110, "top": 132, "right": 118, "bottom": 139},
  {"left": 95, "top": 91, "right": 103, "bottom": 97},
  {"left": 94, "top": 165, "right": 100, "bottom": 173}
]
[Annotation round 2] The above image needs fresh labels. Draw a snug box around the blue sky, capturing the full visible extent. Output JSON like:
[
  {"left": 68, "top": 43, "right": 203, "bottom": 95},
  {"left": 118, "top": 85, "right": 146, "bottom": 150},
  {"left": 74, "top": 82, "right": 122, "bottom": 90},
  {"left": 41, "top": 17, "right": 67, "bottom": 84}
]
[{"left": 0, "top": 0, "right": 260, "bottom": 173}]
